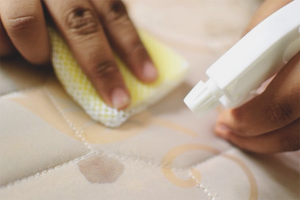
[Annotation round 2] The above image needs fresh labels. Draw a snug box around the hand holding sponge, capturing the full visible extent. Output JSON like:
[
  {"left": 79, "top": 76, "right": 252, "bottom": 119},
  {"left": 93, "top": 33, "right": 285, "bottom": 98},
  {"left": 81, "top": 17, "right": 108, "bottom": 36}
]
[{"left": 49, "top": 28, "right": 188, "bottom": 127}]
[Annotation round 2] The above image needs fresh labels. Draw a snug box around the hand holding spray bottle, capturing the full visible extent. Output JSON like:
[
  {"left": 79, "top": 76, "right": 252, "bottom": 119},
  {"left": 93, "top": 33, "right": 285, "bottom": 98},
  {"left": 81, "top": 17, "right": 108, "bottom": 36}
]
[{"left": 184, "top": 0, "right": 300, "bottom": 117}]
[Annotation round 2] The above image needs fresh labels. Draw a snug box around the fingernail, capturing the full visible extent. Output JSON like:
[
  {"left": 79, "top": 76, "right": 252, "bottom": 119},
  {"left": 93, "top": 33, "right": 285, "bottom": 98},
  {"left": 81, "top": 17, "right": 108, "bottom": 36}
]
[
  {"left": 143, "top": 61, "right": 157, "bottom": 82},
  {"left": 215, "top": 124, "right": 233, "bottom": 139},
  {"left": 111, "top": 87, "right": 130, "bottom": 109}
]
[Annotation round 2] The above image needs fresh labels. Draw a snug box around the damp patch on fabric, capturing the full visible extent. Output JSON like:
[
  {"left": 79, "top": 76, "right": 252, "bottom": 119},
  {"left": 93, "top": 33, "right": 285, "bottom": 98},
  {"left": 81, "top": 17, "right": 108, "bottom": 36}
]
[{"left": 78, "top": 155, "right": 125, "bottom": 184}]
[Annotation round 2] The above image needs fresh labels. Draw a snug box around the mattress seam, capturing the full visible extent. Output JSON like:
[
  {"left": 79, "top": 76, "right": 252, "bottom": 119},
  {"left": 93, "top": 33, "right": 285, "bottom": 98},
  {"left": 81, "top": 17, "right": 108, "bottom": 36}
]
[
  {"left": 0, "top": 151, "right": 96, "bottom": 190},
  {"left": 0, "top": 87, "right": 234, "bottom": 190},
  {"left": 46, "top": 87, "right": 234, "bottom": 170}
]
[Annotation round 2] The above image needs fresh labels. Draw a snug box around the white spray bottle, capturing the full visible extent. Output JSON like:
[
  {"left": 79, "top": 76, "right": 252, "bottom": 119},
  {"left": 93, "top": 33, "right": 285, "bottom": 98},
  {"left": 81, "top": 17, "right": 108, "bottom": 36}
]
[{"left": 184, "top": 0, "right": 300, "bottom": 117}]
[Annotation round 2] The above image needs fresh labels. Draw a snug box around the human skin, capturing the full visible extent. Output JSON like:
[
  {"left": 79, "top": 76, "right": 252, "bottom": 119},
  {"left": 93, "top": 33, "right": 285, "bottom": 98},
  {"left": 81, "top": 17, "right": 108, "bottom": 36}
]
[
  {"left": 0, "top": 0, "right": 158, "bottom": 110},
  {"left": 215, "top": 0, "right": 300, "bottom": 153},
  {"left": 0, "top": 0, "right": 298, "bottom": 153}
]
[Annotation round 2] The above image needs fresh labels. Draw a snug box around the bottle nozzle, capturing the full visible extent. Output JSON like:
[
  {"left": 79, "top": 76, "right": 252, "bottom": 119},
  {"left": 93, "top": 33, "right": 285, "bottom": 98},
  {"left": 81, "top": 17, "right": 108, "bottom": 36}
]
[{"left": 184, "top": 80, "right": 220, "bottom": 117}]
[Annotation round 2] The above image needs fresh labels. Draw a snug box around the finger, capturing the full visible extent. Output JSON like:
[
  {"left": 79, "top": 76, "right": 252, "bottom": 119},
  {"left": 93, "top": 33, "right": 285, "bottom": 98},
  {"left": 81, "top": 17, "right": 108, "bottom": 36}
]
[
  {"left": 45, "top": 0, "right": 130, "bottom": 109},
  {"left": 0, "top": 0, "right": 50, "bottom": 64},
  {"left": 216, "top": 118, "right": 300, "bottom": 154},
  {"left": 242, "top": 0, "right": 293, "bottom": 36},
  {"left": 216, "top": 52, "right": 300, "bottom": 137},
  {"left": 91, "top": 0, "right": 157, "bottom": 83},
  {"left": 0, "top": 19, "right": 15, "bottom": 56}
]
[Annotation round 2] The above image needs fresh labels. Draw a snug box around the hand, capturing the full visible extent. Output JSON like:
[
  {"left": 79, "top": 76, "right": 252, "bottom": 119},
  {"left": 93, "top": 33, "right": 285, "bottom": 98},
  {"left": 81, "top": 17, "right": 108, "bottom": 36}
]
[
  {"left": 215, "top": 0, "right": 300, "bottom": 153},
  {"left": 0, "top": 0, "right": 157, "bottom": 109}
]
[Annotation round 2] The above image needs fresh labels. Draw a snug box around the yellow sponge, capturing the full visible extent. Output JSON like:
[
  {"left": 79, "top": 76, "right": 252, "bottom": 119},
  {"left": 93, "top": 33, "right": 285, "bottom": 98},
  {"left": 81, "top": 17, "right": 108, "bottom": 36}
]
[{"left": 49, "top": 28, "right": 188, "bottom": 127}]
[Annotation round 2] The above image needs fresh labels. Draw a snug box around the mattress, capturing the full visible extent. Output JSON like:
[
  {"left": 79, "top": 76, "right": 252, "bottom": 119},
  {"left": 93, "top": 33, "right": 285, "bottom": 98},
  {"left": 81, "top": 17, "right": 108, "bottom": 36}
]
[{"left": 0, "top": 0, "right": 299, "bottom": 199}]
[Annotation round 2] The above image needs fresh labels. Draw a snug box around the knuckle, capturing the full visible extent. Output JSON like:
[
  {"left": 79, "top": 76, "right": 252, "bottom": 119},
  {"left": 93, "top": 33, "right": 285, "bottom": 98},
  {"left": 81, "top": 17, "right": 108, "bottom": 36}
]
[
  {"left": 65, "top": 7, "right": 98, "bottom": 35},
  {"left": 102, "top": 0, "right": 128, "bottom": 23},
  {"left": 89, "top": 61, "right": 119, "bottom": 78},
  {"left": 268, "top": 97, "right": 293, "bottom": 126},
  {"left": 280, "top": 133, "right": 300, "bottom": 152},
  {"left": 5, "top": 15, "right": 38, "bottom": 33},
  {"left": 123, "top": 41, "right": 144, "bottom": 56}
]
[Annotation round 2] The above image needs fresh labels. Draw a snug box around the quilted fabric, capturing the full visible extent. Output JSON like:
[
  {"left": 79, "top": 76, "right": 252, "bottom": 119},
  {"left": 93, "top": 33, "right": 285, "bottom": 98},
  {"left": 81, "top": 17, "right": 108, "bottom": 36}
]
[
  {"left": 1, "top": 1, "right": 299, "bottom": 199},
  {"left": 49, "top": 28, "right": 188, "bottom": 127}
]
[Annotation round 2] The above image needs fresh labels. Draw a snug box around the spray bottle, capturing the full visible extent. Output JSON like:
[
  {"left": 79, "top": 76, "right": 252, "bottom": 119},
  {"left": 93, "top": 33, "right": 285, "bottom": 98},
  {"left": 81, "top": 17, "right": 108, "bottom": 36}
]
[{"left": 184, "top": 0, "right": 300, "bottom": 117}]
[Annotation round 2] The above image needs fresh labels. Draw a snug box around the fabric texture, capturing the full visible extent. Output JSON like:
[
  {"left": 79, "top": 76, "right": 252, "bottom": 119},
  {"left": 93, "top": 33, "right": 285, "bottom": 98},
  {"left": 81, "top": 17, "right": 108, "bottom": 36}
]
[
  {"left": 49, "top": 28, "right": 188, "bottom": 127},
  {"left": 0, "top": 0, "right": 299, "bottom": 199}
]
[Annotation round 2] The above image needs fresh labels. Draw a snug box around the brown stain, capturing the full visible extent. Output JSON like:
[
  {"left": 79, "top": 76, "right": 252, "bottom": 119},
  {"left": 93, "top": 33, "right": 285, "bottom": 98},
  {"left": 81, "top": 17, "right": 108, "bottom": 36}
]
[
  {"left": 8, "top": 76, "right": 201, "bottom": 144},
  {"left": 78, "top": 155, "right": 124, "bottom": 184},
  {"left": 8, "top": 77, "right": 148, "bottom": 144},
  {"left": 81, "top": 111, "right": 153, "bottom": 144},
  {"left": 8, "top": 83, "right": 74, "bottom": 138},
  {"left": 161, "top": 144, "right": 258, "bottom": 200},
  {"left": 153, "top": 118, "right": 198, "bottom": 137},
  {"left": 223, "top": 154, "right": 258, "bottom": 200},
  {"left": 161, "top": 144, "right": 219, "bottom": 188}
]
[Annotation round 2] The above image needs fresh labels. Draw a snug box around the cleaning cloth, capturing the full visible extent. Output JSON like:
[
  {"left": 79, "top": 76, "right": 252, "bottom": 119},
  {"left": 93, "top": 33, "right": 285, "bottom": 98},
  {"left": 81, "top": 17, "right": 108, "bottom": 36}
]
[{"left": 49, "top": 28, "right": 188, "bottom": 127}]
